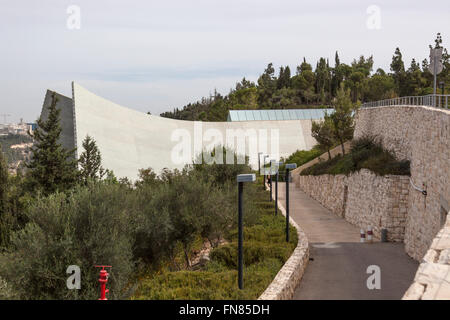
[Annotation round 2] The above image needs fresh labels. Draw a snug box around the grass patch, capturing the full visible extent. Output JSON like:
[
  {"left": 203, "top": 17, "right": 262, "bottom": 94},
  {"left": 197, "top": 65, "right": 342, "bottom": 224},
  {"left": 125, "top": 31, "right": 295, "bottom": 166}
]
[
  {"left": 301, "top": 136, "right": 410, "bottom": 176},
  {"left": 132, "top": 182, "right": 297, "bottom": 300}
]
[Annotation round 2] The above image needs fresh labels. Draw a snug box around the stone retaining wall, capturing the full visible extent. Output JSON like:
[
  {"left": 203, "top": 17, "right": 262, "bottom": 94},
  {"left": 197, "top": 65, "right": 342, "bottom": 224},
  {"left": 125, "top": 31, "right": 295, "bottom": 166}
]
[
  {"left": 403, "top": 215, "right": 450, "bottom": 300},
  {"left": 354, "top": 106, "right": 450, "bottom": 260},
  {"left": 296, "top": 169, "right": 409, "bottom": 242},
  {"left": 258, "top": 185, "right": 309, "bottom": 300}
]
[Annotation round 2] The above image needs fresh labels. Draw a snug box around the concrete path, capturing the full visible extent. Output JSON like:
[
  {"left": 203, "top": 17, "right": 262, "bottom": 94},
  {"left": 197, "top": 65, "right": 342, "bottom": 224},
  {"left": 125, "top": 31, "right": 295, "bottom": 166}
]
[{"left": 274, "top": 182, "right": 419, "bottom": 300}]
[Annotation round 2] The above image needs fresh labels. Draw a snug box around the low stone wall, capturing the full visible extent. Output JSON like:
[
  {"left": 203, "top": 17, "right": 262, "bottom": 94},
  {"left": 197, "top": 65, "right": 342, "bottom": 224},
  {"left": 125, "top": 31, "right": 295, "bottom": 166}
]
[
  {"left": 258, "top": 185, "right": 309, "bottom": 300},
  {"left": 403, "top": 215, "right": 450, "bottom": 300},
  {"left": 296, "top": 169, "right": 409, "bottom": 242}
]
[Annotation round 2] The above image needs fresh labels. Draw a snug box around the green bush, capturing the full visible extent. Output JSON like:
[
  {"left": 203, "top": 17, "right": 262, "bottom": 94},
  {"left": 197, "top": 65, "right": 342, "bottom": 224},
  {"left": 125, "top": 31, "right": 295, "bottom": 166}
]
[
  {"left": 210, "top": 242, "right": 294, "bottom": 268},
  {"left": 0, "top": 147, "right": 289, "bottom": 300},
  {"left": 281, "top": 145, "right": 323, "bottom": 167},
  {"left": 277, "top": 145, "right": 323, "bottom": 181},
  {"left": 0, "top": 184, "right": 136, "bottom": 300},
  {"left": 132, "top": 265, "right": 280, "bottom": 300},
  {"left": 301, "top": 136, "right": 410, "bottom": 176},
  {"left": 133, "top": 183, "right": 298, "bottom": 300}
]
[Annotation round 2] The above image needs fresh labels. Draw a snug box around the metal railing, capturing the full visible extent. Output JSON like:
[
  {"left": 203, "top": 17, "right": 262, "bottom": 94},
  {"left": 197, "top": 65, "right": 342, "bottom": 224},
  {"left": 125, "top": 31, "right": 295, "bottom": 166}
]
[{"left": 361, "top": 94, "right": 450, "bottom": 109}]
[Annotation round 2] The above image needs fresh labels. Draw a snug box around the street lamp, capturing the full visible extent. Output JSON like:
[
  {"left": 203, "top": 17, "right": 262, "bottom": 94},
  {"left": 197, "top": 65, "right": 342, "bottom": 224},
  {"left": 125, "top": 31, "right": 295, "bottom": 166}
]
[
  {"left": 274, "top": 161, "right": 283, "bottom": 215},
  {"left": 257, "top": 152, "right": 263, "bottom": 176},
  {"left": 269, "top": 160, "right": 276, "bottom": 202},
  {"left": 263, "top": 155, "right": 269, "bottom": 187},
  {"left": 237, "top": 173, "right": 256, "bottom": 290},
  {"left": 285, "top": 163, "right": 297, "bottom": 242}
]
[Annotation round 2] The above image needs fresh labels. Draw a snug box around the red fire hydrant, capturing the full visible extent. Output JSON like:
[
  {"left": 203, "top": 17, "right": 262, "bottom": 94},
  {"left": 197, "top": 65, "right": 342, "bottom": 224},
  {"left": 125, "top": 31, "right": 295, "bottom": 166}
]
[{"left": 95, "top": 265, "right": 112, "bottom": 300}]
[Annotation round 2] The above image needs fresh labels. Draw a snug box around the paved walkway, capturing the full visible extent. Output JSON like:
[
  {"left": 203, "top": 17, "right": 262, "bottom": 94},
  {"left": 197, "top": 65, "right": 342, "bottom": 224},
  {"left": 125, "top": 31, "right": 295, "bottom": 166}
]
[{"left": 274, "top": 182, "right": 419, "bottom": 300}]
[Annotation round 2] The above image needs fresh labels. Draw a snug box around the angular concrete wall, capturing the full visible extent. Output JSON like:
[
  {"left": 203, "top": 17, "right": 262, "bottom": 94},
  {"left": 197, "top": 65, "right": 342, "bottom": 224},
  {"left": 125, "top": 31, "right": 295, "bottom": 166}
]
[{"left": 41, "top": 82, "right": 322, "bottom": 181}]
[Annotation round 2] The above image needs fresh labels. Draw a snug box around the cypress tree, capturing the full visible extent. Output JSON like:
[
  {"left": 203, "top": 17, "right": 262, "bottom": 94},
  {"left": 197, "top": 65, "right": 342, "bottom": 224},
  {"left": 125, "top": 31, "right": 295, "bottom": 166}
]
[{"left": 27, "top": 92, "right": 78, "bottom": 194}]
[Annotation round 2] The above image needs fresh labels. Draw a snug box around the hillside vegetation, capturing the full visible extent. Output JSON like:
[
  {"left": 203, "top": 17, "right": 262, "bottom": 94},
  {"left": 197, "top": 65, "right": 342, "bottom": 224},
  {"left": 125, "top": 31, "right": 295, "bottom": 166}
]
[
  {"left": 0, "top": 134, "right": 33, "bottom": 169},
  {"left": 161, "top": 33, "right": 449, "bottom": 121},
  {"left": 300, "top": 136, "right": 410, "bottom": 176},
  {"left": 132, "top": 179, "right": 297, "bottom": 300}
]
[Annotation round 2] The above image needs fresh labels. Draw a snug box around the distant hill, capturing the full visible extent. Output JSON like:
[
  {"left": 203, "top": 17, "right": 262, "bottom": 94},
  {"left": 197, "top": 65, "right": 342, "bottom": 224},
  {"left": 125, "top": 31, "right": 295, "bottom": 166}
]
[{"left": 0, "top": 133, "right": 33, "bottom": 174}]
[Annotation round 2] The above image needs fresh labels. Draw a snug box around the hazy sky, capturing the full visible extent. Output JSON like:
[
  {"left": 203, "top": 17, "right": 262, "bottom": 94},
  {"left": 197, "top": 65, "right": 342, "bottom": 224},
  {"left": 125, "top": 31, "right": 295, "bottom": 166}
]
[{"left": 1, "top": 0, "right": 449, "bottom": 123}]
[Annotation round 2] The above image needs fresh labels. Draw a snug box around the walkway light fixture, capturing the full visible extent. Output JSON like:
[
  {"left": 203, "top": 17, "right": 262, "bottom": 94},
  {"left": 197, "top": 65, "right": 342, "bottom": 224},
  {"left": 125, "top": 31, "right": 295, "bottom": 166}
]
[
  {"left": 275, "top": 161, "right": 283, "bottom": 215},
  {"left": 285, "top": 163, "right": 297, "bottom": 242},
  {"left": 263, "top": 155, "right": 269, "bottom": 187},
  {"left": 257, "top": 152, "right": 263, "bottom": 176},
  {"left": 237, "top": 173, "right": 256, "bottom": 290},
  {"left": 269, "top": 160, "right": 277, "bottom": 202}
]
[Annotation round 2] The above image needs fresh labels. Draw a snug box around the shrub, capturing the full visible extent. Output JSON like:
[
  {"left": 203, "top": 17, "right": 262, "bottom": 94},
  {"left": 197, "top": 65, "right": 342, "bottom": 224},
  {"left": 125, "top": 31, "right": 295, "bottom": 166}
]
[
  {"left": 210, "top": 242, "right": 294, "bottom": 268},
  {"left": 0, "top": 184, "right": 136, "bottom": 300},
  {"left": 192, "top": 146, "right": 252, "bottom": 186},
  {"left": 132, "top": 181, "right": 298, "bottom": 300},
  {"left": 278, "top": 145, "right": 323, "bottom": 181},
  {"left": 0, "top": 148, "right": 279, "bottom": 300},
  {"left": 301, "top": 135, "right": 410, "bottom": 176}
]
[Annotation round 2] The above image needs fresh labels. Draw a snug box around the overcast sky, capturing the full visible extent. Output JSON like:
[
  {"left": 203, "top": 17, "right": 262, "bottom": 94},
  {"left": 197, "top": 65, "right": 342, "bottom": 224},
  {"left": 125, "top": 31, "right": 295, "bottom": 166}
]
[{"left": 0, "top": 0, "right": 449, "bottom": 123}]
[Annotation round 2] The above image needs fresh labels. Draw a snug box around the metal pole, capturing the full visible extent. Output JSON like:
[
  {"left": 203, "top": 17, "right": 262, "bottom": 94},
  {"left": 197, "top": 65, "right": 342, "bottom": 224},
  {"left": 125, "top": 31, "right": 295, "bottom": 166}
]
[
  {"left": 285, "top": 168, "right": 290, "bottom": 242},
  {"left": 262, "top": 157, "right": 265, "bottom": 188},
  {"left": 269, "top": 175, "right": 272, "bottom": 202},
  {"left": 433, "top": 51, "right": 437, "bottom": 104},
  {"left": 238, "top": 181, "right": 244, "bottom": 290},
  {"left": 275, "top": 171, "right": 278, "bottom": 215},
  {"left": 257, "top": 154, "right": 260, "bottom": 176}
]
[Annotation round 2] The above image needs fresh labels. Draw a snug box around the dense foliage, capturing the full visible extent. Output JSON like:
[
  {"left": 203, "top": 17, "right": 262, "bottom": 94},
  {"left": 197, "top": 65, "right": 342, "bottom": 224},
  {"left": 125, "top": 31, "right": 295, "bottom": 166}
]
[
  {"left": 0, "top": 156, "right": 266, "bottom": 299},
  {"left": 300, "top": 136, "right": 410, "bottom": 176},
  {"left": 1, "top": 128, "right": 283, "bottom": 300},
  {"left": 132, "top": 182, "right": 297, "bottom": 300},
  {"left": 275, "top": 145, "right": 324, "bottom": 182},
  {"left": 161, "top": 34, "right": 449, "bottom": 121}
]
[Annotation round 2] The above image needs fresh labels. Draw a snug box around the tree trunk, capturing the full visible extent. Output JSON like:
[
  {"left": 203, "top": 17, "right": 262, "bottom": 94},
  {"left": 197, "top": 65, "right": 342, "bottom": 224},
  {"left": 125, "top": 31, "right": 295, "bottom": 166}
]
[
  {"left": 183, "top": 243, "right": 191, "bottom": 268},
  {"left": 340, "top": 139, "right": 345, "bottom": 155}
]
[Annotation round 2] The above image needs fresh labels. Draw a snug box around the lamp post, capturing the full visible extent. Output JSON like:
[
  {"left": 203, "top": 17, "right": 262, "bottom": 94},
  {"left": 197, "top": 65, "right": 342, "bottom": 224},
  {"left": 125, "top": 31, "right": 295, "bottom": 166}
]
[
  {"left": 269, "top": 160, "right": 276, "bottom": 202},
  {"left": 257, "top": 152, "right": 263, "bottom": 176},
  {"left": 285, "top": 163, "right": 297, "bottom": 242},
  {"left": 263, "top": 155, "right": 269, "bottom": 188},
  {"left": 237, "top": 173, "right": 256, "bottom": 290},
  {"left": 275, "top": 161, "right": 283, "bottom": 215}
]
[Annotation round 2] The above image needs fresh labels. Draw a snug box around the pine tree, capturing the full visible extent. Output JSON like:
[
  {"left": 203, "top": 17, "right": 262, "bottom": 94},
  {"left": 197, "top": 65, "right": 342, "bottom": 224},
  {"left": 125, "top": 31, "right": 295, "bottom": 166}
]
[
  {"left": 79, "top": 135, "right": 104, "bottom": 183},
  {"left": 330, "top": 85, "right": 357, "bottom": 155},
  {"left": 311, "top": 115, "right": 335, "bottom": 160},
  {"left": 257, "top": 63, "right": 277, "bottom": 106},
  {"left": 390, "top": 47, "right": 406, "bottom": 95},
  {"left": 277, "top": 66, "right": 291, "bottom": 89},
  {"left": 27, "top": 92, "right": 78, "bottom": 194}
]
